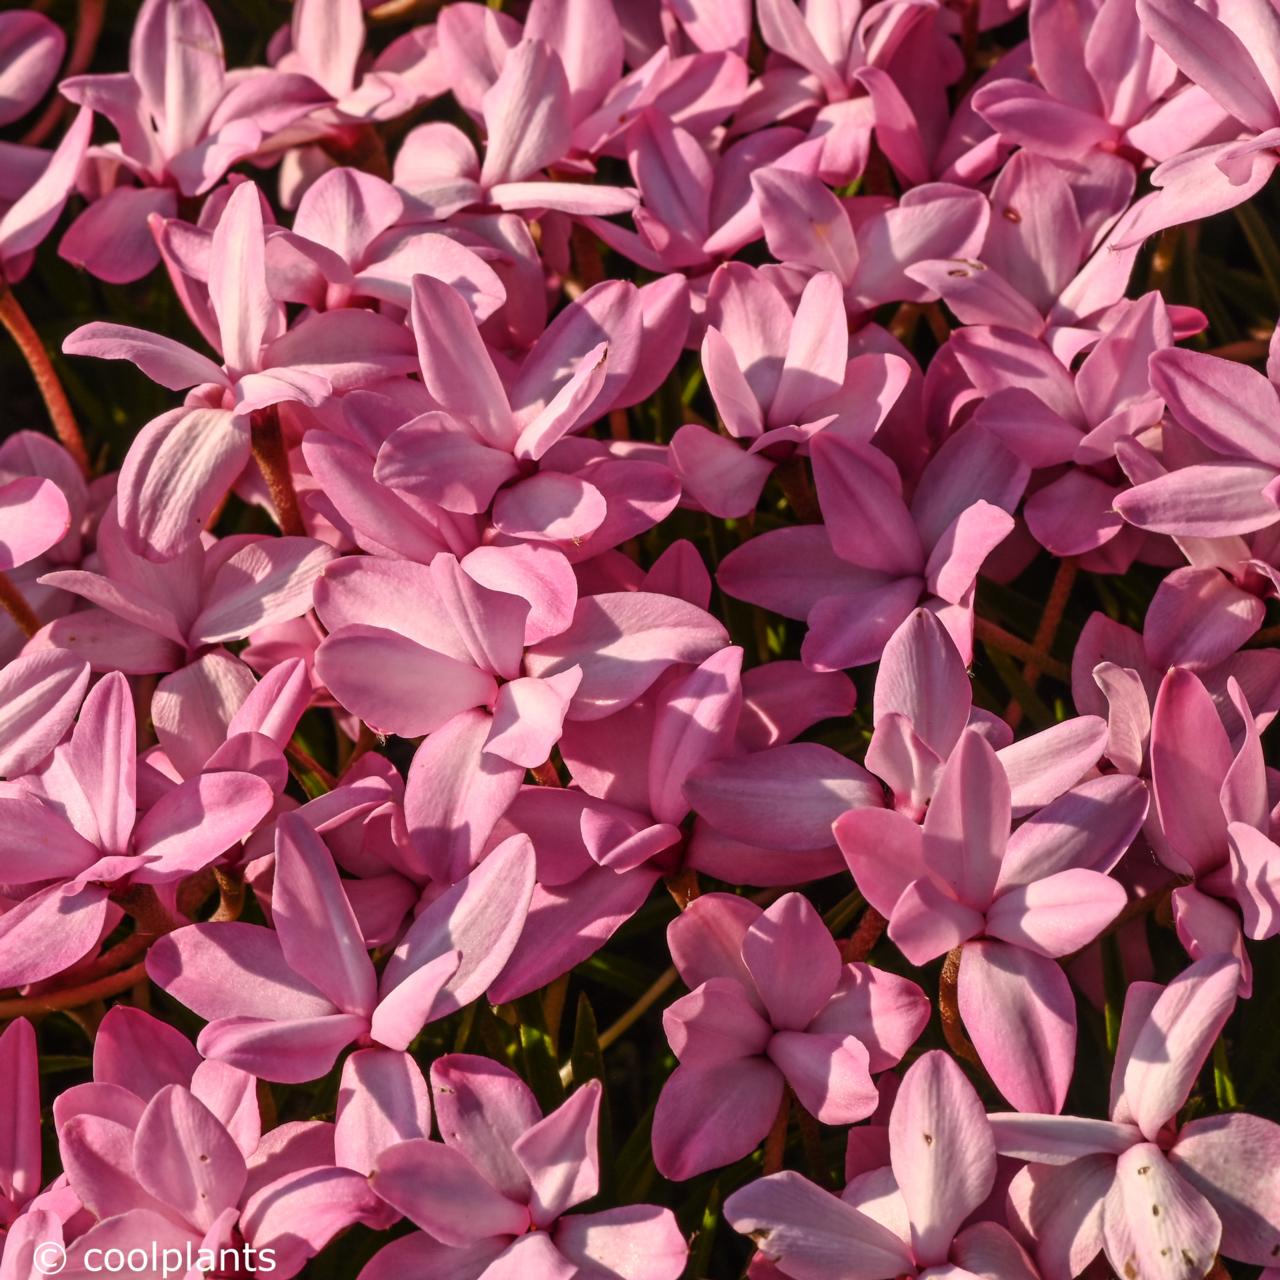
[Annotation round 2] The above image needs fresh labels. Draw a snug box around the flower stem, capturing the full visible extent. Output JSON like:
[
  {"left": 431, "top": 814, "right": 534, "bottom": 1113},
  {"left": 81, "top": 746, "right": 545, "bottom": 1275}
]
[
  {"left": 762, "top": 1089, "right": 791, "bottom": 1175},
  {"left": 0, "top": 571, "right": 41, "bottom": 637},
  {"left": 939, "top": 947, "right": 982, "bottom": 1070},
  {"left": 973, "top": 617, "right": 1071, "bottom": 682},
  {"left": 0, "top": 961, "right": 148, "bottom": 1018},
  {"left": 250, "top": 405, "right": 306, "bottom": 536},
  {"left": 664, "top": 866, "right": 701, "bottom": 910},
  {"left": 841, "top": 906, "right": 886, "bottom": 963},
  {"left": 0, "top": 282, "right": 90, "bottom": 474}
]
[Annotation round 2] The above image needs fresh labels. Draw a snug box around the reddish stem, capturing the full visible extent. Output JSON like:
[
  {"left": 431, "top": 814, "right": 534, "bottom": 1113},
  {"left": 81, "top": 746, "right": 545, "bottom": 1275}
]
[
  {"left": 0, "top": 571, "right": 41, "bottom": 637},
  {"left": 974, "top": 617, "right": 1071, "bottom": 682},
  {"left": 939, "top": 948, "right": 982, "bottom": 1070},
  {"left": 841, "top": 907, "right": 887, "bottom": 963},
  {"left": 762, "top": 1089, "right": 791, "bottom": 1175},
  {"left": 19, "top": 0, "right": 106, "bottom": 146},
  {"left": 0, "top": 283, "right": 90, "bottom": 473},
  {"left": 250, "top": 406, "right": 306, "bottom": 536},
  {"left": 0, "top": 961, "right": 149, "bottom": 1018}
]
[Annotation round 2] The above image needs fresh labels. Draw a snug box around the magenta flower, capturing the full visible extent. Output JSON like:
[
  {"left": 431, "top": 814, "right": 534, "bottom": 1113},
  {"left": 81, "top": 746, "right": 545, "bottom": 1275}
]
[
  {"left": 36, "top": 505, "right": 334, "bottom": 675},
  {"left": 725, "top": 1050, "right": 1039, "bottom": 1279},
  {"left": 393, "top": 36, "right": 637, "bottom": 220},
  {"left": 719, "top": 425, "right": 1024, "bottom": 669},
  {"left": 53, "top": 1006, "right": 384, "bottom": 1278},
  {"left": 0, "top": 105, "right": 90, "bottom": 284},
  {"left": 996, "top": 956, "right": 1279, "bottom": 1280},
  {"left": 1148, "top": 668, "right": 1280, "bottom": 993},
  {"left": 837, "top": 727, "right": 1148, "bottom": 1112},
  {"left": 652, "top": 892, "right": 929, "bottom": 1179},
  {"left": 58, "top": 0, "right": 330, "bottom": 282},
  {"left": 146, "top": 811, "right": 535, "bottom": 1081},
  {"left": 866, "top": 608, "right": 1109, "bottom": 821},
  {"left": 63, "top": 181, "right": 416, "bottom": 560},
  {"left": 0, "top": 672, "right": 274, "bottom": 989},
  {"left": 363, "top": 1053, "right": 688, "bottom": 1280}
]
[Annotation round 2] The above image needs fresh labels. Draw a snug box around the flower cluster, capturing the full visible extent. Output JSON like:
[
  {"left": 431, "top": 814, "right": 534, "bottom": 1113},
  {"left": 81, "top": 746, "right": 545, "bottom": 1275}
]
[{"left": 1, "top": 0, "right": 1279, "bottom": 1277}]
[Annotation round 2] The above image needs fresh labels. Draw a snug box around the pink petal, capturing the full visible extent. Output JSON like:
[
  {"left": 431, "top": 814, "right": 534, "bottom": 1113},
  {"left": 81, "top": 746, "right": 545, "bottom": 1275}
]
[
  {"left": 372, "top": 1139, "right": 529, "bottom": 1243},
  {"left": 922, "top": 728, "right": 1009, "bottom": 909},
  {"left": 131, "top": 771, "right": 274, "bottom": 883},
  {"left": 146, "top": 922, "right": 340, "bottom": 1023},
  {"left": 191, "top": 537, "right": 335, "bottom": 645},
  {"left": 648, "top": 645, "right": 742, "bottom": 825},
  {"left": 998, "top": 775, "right": 1149, "bottom": 887},
  {"left": 117, "top": 407, "right": 251, "bottom": 562},
  {"left": 669, "top": 423, "right": 773, "bottom": 518},
  {"left": 271, "top": 811, "right": 376, "bottom": 1016},
  {"left": 380, "top": 834, "right": 535, "bottom": 1021},
  {"left": 0, "top": 476, "right": 69, "bottom": 571},
  {"left": 874, "top": 608, "right": 971, "bottom": 757},
  {"left": 67, "top": 671, "right": 136, "bottom": 856},
  {"left": 1149, "top": 345, "right": 1280, "bottom": 468},
  {"left": 1171, "top": 1112, "right": 1280, "bottom": 1264},
  {"left": 410, "top": 276, "right": 513, "bottom": 446},
  {"left": 1151, "top": 668, "right": 1233, "bottom": 875},
  {"left": 316, "top": 625, "right": 496, "bottom": 738},
  {"left": 134, "top": 1086, "right": 246, "bottom": 1230},
  {"left": 724, "top": 1171, "right": 915, "bottom": 1280},
  {"left": 769, "top": 1030, "right": 877, "bottom": 1125},
  {"left": 525, "top": 591, "right": 727, "bottom": 719},
  {"left": 888, "top": 875, "right": 985, "bottom": 965},
  {"left": 429, "top": 1052, "right": 539, "bottom": 1202},
  {"left": 91, "top": 1006, "right": 200, "bottom": 1103},
  {"left": 0, "top": 883, "right": 110, "bottom": 988},
  {"left": 209, "top": 182, "right": 274, "bottom": 376},
  {"left": 196, "top": 1014, "right": 369, "bottom": 1085},
  {"left": 890, "top": 1051, "right": 996, "bottom": 1268},
  {"left": 835, "top": 806, "right": 929, "bottom": 918},
  {"left": 742, "top": 893, "right": 841, "bottom": 1029},
  {"left": 652, "top": 1058, "right": 784, "bottom": 1181},
  {"left": 404, "top": 708, "right": 524, "bottom": 884},
  {"left": 996, "top": 717, "right": 1110, "bottom": 816},
  {"left": 686, "top": 742, "right": 881, "bottom": 852},
  {"left": 484, "top": 668, "right": 582, "bottom": 768},
  {"left": 986, "top": 868, "right": 1128, "bottom": 958},
  {"left": 553, "top": 1204, "right": 689, "bottom": 1280},
  {"left": 810, "top": 434, "right": 923, "bottom": 575},
  {"left": 663, "top": 978, "right": 772, "bottom": 1066},
  {"left": 1100, "top": 1142, "right": 1221, "bottom": 1280},
  {"left": 513, "top": 1081, "right": 601, "bottom": 1226},
  {"left": 492, "top": 472, "right": 608, "bottom": 542},
  {"left": 62, "top": 323, "right": 227, "bottom": 390},
  {"left": 375, "top": 418, "right": 520, "bottom": 515},
  {"left": 480, "top": 39, "right": 572, "bottom": 186},
  {"left": 1120, "top": 954, "right": 1240, "bottom": 1141},
  {"left": 666, "top": 892, "right": 760, "bottom": 992},
  {"left": 958, "top": 941, "right": 1076, "bottom": 1114},
  {"left": 1144, "top": 567, "right": 1266, "bottom": 671},
  {"left": 0, "top": 648, "right": 89, "bottom": 779}
]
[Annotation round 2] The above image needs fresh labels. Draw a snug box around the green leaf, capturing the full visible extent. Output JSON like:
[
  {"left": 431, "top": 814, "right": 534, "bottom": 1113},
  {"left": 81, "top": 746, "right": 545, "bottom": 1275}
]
[{"left": 516, "top": 995, "right": 567, "bottom": 1112}]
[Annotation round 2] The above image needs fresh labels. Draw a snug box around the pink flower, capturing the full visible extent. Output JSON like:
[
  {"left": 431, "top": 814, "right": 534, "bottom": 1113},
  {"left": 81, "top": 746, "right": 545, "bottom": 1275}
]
[
  {"left": 995, "top": 956, "right": 1279, "bottom": 1280},
  {"left": 146, "top": 811, "right": 535, "bottom": 1081},
  {"left": 837, "top": 727, "right": 1148, "bottom": 1112},
  {"left": 652, "top": 892, "right": 929, "bottom": 1179},
  {"left": 1148, "top": 668, "right": 1280, "bottom": 993},
  {"left": 63, "top": 181, "right": 416, "bottom": 561},
  {"left": 58, "top": 0, "right": 330, "bottom": 282},
  {"left": 718, "top": 426, "right": 1024, "bottom": 669},
  {"left": 726, "top": 1050, "right": 1039, "bottom": 1279},
  {"left": 0, "top": 673, "right": 274, "bottom": 989},
  {"left": 363, "top": 1052, "right": 688, "bottom": 1280}
]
